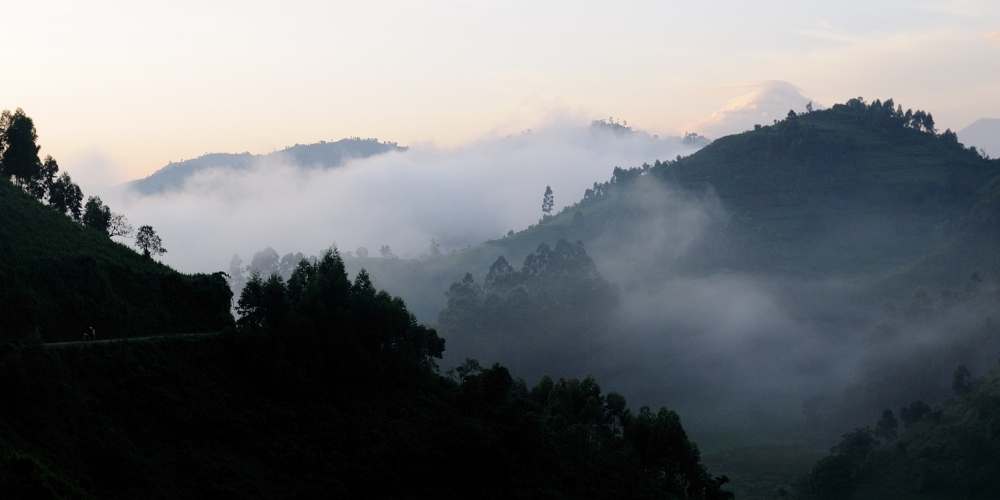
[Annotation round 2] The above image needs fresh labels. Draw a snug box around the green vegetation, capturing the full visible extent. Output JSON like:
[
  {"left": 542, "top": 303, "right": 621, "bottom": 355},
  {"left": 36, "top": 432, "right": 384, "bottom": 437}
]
[
  {"left": 437, "top": 237, "right": 618, "bottom": 379},
  {"left": 799, "top": 360, "right": 1000, "bottom": 499},
  {"left": 0, "top": 248, "right": 732, "bottom": 499}
]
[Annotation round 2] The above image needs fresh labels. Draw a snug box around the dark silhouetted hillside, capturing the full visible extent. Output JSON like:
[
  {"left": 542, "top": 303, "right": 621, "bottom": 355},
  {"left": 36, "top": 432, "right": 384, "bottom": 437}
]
[{"left": 0, "top": 178, "right": 232, "bottom": 342}]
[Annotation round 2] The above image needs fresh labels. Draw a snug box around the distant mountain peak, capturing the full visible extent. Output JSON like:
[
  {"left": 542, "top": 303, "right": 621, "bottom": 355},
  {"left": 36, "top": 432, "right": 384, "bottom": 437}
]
[{"left": 124, "top": 137, "right": 406, "bottom": 195}]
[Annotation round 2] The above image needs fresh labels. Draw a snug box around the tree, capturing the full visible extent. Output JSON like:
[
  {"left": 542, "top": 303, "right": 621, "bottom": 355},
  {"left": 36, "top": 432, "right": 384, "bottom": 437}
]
[
  {"left": 47, "top": 172, "right": 84, "bottom": 221},
  {"left": 81, "top": 196, "right": 130, "bottom": 236},
  {"left": 874, "top": 409, "right": 898, "bottom": 441},
  {"left": 27, "top": 155, "right": 59, "bottom": 200},
  {"left": 356, "top": 246, "right": 369, "bottom": 258},
  {"left": 379, "top": 245, "right": 394, "bottom": 258},
  {"left": 0, "top": 108, "right": 42, "bottom": 192},
  {"left": 82, "top": 196, "right": 112, "bottom": 234},
  {"left": 542, "top": 185, "right": 554, "bottom": 214},
  {"left": 107, "top": 212, "right": 133, "bottom": 238},
  {"left": 135, "top": 225, "right": 167, "bottom": 257}
]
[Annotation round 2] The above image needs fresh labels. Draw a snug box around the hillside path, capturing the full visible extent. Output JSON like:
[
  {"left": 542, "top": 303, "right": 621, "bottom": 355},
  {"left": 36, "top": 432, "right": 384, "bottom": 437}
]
[{"left": 45, "top": 332, "right": 219, "bottom": 347}]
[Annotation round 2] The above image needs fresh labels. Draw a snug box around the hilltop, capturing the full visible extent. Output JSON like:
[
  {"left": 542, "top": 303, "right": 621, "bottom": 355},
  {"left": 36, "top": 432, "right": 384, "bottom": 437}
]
[{"left": 124, "top": 138, "right": 406, "bottom": 195}]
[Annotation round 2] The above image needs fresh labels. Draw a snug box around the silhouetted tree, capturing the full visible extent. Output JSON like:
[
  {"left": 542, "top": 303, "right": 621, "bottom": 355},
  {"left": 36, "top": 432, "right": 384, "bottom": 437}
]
[
  {"left": 135, "top": 225, "right": 167, "bottom": 257},
  {"left": 82, "top": 196, "right": 112, "bottom": 234},
  {"left": 380, "top": 245, "right": 394, "bottom": 258},
  {"left": 0, "top": 108, "right": 42, "bottom": 192},
  {"left": 27, "top": 155, "right": 59, "bottom": 200},
  {"left": 356, "top": 246, "right": 369, "bottom": 258},
  {"left": 542, "top": 185, "right": 554, "bottom": 214},
  {"left": 47, "top": 172, "right": 83, "bottom": 221}
]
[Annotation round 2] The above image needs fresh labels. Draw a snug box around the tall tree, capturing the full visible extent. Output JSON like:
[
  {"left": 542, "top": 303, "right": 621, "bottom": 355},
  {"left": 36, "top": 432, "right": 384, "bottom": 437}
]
[
  {"left": 135, "top": 225, "right": 167, "bottom": 257},
  {"left": 27, "top": 155, "right": 59, "bottom": 200},
  {"left": 542, "top": 185, "right": 554, "bottom": 215},
  {"left": 47, "top": 172, "right": 84, "bottom": 221},
  {"left": 0, "top": 108, "right": 43, "bottom": 192}
]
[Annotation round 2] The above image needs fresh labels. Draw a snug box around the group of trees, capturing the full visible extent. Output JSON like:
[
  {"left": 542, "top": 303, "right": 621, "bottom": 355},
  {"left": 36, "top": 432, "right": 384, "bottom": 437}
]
[
  {"left": 0, "top": 243, "right": 732, "bottom": 498},
  {"left": 235, "top": 248, "right": 445, "bottom": 370},
  {"left": 437, "top": 237, "right": 618, "bottom": 378},
  {"left": 1, "top": 108, "right": 166, "bottom": 257},
  {"left": 837, "top": 97, "right": 936, "bottom": 134},
  {"left": 227, "top": 246, "right": 730, "bottom": 498},
  {"left": 802, "top": 362, "right": 1000, "bottom": 499}
]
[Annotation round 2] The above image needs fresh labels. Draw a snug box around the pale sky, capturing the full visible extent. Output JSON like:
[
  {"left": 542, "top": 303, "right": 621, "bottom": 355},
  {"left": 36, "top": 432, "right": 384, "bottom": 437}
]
[{"left": 3, "top": 0, "right": 999, "bottom": 182}]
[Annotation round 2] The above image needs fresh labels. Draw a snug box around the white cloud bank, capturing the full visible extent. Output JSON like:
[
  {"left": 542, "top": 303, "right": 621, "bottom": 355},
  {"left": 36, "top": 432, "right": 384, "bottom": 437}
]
[{"left": 104, "top": 121, "right": 706, "bottom": 273}]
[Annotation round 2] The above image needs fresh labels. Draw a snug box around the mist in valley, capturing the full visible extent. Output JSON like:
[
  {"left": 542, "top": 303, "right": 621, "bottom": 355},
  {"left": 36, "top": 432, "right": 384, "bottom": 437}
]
[{"left": 95, "top": 100, "right": 999, "bottom": 455}]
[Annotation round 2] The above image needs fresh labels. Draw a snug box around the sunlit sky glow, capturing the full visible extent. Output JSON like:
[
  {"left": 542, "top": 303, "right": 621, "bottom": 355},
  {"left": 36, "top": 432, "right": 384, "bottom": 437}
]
[{"left": 3, "top": 0, "right": 999, "bottom": 183}]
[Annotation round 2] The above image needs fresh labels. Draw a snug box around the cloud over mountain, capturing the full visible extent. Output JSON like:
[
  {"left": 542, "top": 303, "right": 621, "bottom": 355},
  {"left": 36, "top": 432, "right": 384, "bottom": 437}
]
[
  {"left": 679, "top": 81, "right": 818, "bottom": 139},
  {"left": 104, "top": 120, "right": 707, "bottom": 274}
]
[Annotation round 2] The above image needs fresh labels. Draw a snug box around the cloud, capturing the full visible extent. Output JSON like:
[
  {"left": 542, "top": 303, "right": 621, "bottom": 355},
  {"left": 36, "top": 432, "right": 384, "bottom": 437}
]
[
  {"left": 102, "top": 119, "right": 707, "bottom": 273},
  {"left": 678, "top": 81, "right": 817, "bottom": 139}
]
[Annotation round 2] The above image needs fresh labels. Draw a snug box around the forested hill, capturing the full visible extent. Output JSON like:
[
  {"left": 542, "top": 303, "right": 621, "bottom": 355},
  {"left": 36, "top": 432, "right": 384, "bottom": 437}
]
[
  {"left": 652, "top": 98, "right": 995, "bottom": 219},
  {"left": 505, "top": 98, "right": 1000, "bottom": 293},
  {"left": 0, "top": 178, "right": 232, "bottom": 342},
  {"left": 343, "top": 99, "right": 1000, "bottom": 323},
  {"left": 125, "top": 138, "right": 406, "bottom": 195}
]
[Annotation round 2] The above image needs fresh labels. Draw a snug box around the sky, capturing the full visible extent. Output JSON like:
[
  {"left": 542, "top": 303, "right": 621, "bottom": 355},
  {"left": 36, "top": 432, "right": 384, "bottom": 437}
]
[{"left": 3, "top": 0, "right": 999, "bottom": 184}]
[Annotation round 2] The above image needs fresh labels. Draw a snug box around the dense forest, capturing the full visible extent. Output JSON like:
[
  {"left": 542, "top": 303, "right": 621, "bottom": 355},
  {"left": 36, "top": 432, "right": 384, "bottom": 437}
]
[{"left": 0, "top": 249, "right": 732, "bottom": 499}]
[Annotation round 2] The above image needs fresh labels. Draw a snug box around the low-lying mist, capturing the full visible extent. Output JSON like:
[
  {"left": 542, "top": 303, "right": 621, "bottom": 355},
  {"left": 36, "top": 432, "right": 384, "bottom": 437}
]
[
  {"left": 105, "top": 120, "right": 706, "bottom": 274},
  {"left": 426, "top": 177, "right": 1000, "bottom": 450},
  {"left": 98, "top": 112, "right": 998, "bottom": 453}
]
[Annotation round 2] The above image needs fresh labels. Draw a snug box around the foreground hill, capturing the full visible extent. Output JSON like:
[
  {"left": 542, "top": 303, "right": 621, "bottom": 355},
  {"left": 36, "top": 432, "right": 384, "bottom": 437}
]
[
  {"left": 0, "top": 179, "right": 232, "bottom": 342},
  {"left": 0, "top": 250, "right": 732, "bottom": 500},
  {"left": 124, "top": 138, "right": 406, "bottom": 195}
]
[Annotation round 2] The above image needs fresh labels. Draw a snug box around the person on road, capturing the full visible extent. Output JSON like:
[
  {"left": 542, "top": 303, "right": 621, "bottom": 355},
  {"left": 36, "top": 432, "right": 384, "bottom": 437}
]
[{"left": 89, "top": 327, "right": 96, "bottom": 341}]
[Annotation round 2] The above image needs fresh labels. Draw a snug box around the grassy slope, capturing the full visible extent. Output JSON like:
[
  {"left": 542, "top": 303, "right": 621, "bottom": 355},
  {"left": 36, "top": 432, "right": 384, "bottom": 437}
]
[{"left": 0, "top": 179, "right": 233, "bottom": 342}]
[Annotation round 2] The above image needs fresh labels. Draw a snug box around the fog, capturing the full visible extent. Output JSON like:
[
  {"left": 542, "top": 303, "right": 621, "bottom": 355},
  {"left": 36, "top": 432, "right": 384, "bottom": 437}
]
[
  {"left": 89, "top": 103, "right": 999, "bottom": 453},
  {"left": 419, "top": 176, "right": 1000, "bottom": 450},
  {"left": 104, "top": 119, "right": 706, "bottom": 274}
]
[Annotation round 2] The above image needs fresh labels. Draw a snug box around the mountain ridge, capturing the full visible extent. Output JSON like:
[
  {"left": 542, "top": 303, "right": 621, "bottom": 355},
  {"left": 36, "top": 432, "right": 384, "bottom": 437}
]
[{"left": 124, "top": 137, "right": 406, "bottom": 195}]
